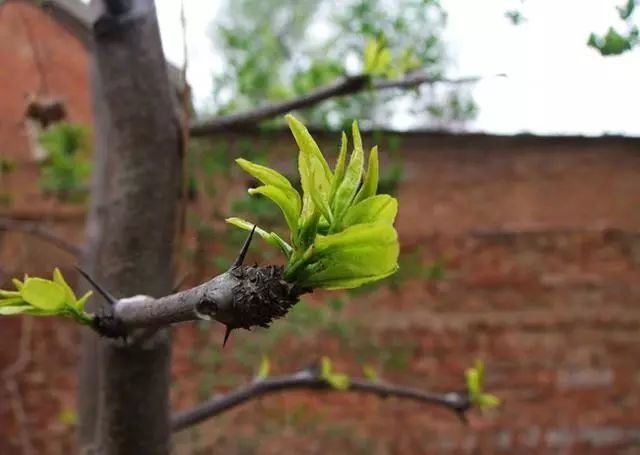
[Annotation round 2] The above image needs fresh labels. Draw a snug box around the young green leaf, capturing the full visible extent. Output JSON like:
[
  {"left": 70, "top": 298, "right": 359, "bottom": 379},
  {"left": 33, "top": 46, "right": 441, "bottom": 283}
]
[
  {"left": 75, "top": 291, "right": 93, "bottom": 312},
  {"left": 21, "top": 278, "right": 66, "bottom": 311},
  {"left": 298, "top": 223, "right": 399, "bottom": 290},
  {"left": 235, "top": 158, "right": 295, "bottom": 190},
  {"left": 363, "top": 38, "right": 380, "bottom": 73},
  {"left": 331, "top": 121, "right": 365, "bottom": 226},
  {"left": 308, "top": 170, "right": 333, "bottom": 224},
  {"left": 373, "top": 48, "right": 392, "bottom": 75},
  {"left": 342, "top": 194, "right": 397, "bottom": 227},
  {"left": 363, "top": 364, "right": 379, "bottom": 381},
  {"left": 287, "top": 115, "right": 332, "bottom": 227},
  {"left": 0, "top": 289, "right": 21, "bottom": 298},
  {"left": 256, "top": 354, "right": 271, "bottom": 380},
  {"left": 226, "top": 217, "right": 293, "bottom": 257},
  {"left": 285, "top": 115, "right": 332, "bottom": 181},
  {"left": 248, "top": 185, "right": 301, "bottom": 235},
  {"left": 0, "top": 305, "right": 33, "bottom": 315},
  {"left": 353, "top": 146, "right": 379, "bottom": 204},
  {"left": 11, "top": 278, "right": 24, "bottom": 291},
  {"left": 319, "top": 356, "right": 349, "bottom": 390},
  {"left": 236, "top": 158, "right": 302, "bottom": 235},
  {"left": 329, "top": 132, "right": 348, "bottom": 203},
  {"left": 53, "top": 267, "right": 76, "bottom": 308}
]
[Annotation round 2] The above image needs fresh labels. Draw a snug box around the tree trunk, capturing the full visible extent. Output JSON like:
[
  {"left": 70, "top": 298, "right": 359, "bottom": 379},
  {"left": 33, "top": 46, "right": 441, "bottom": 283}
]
[{"left": 78, "top": 1, "right": 182, "bottom": 453}]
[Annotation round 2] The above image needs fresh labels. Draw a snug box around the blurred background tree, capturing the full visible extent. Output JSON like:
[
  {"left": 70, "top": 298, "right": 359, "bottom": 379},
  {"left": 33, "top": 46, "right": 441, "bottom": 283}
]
[{"left": 208, "top": 0, "right": 477, "bottom": 129}]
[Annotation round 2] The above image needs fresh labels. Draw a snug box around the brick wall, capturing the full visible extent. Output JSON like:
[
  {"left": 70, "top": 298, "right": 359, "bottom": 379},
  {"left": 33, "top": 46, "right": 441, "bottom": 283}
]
[{"left": 0, "top": 0, "right": 91, "bottom": 213}]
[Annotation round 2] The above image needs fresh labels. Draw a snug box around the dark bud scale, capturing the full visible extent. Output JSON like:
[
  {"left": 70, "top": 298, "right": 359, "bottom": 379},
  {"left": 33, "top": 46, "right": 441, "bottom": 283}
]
[{"left": 225, "top": 264, "right": 306, "bottom": 330}]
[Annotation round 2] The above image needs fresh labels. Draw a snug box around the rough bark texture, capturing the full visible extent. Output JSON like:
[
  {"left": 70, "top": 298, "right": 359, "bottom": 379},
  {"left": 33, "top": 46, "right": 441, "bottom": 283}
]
[{"left": 78, "top": 1, "right": 182, "bottom": 453}]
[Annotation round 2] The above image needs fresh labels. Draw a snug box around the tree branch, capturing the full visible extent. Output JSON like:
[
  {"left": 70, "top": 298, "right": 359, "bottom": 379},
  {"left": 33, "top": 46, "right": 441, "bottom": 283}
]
[
  {"left": 188, "top": 73, "right": 503, "bottom": 137},
  {"left": 0, "top": 217, "right": 83, "bottom": 257},
  {"left": 171, "top": 367, "right": 470, "bottom": 432},
  {"left": 189, "top": 75, "right": 369, "bottom": 136}
]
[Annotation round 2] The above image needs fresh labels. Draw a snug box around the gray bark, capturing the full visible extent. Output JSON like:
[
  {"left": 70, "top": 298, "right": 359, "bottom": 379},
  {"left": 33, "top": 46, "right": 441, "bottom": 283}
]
[{"left": 78, "top": 1, "right": 182, "bottom": 453}]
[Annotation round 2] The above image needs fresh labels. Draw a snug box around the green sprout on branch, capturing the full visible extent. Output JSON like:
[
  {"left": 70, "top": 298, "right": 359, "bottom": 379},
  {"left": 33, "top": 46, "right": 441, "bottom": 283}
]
[
  {"left": 465, "top": 360, "right": 500, "bottom": 411},
  {"left": 0, "top": 268, "right": 93, "bottom": 324},
  {"left": 227, "top": 114, "right": 399, "bottom": 290}
]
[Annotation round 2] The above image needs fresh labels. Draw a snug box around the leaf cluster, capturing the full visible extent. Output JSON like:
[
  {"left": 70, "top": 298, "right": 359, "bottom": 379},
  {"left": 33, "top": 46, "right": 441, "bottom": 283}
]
[
  {"left": 0, "top": 268, "right": 93, "bottom": 324},
  {"left": 228, "top": 115, "right": 399, "bottom": 290}
]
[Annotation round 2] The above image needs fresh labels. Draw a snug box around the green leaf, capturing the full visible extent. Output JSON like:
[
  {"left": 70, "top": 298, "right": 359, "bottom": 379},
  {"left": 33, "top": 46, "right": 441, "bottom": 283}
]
[
  {"left": 296, "top": 210, "right": 321, "bottom": 251},
  {"left": 75, "top": 291, "right": 93, "bottom": 312},
  {"left": 363, "top": 364, "right": 379, "bottom": 381},
  {"left": 21, "top": 278, "right": 66, "bottom": 311},
  {"left": 299, "top": 223, "right": 399, "bottom": 290},
  {"left": 53, "top": 268, "right": 76, "bottom": 308},
  {"left": 363, "top": 38, "right": 379, "bottom": 73},
  {"left": 248, "top": 185, "right": 300, "bottom": 236},
  {"left": 326, "top": 373, "right": 350, "bottom": 390},
  {"left": 354, "top": 146, "right": 379, "bottom": 204},
  {"left": 0, "top": 289, "right": 21, "bottom": 298},
  {"left": 465, "top": 368, "right": 479, "bottom": 397},
  {"left": 286, "top": 115, "right": 332, "bottom": 222},
  {"left": 236, "top": 158, "right": 302, "bottom": 233},
  {"left": 465, "top": 359, "right": 500, "bottom": 410},
  {"left": 478, "top": 393, "right": 500, "bottom": 409},
  {"left": 256, "top": 354, "right": 270, "bottom": 380},
  {"left": 0, "top": 305, "right": 33, "bottom": 315},
  {"left": 329, "top": 132, "right": 348, "bottom": 203},
  {"left": 332, "top": 121, "right": 365, "bottom": 226},
  {"left": 0, "top": 297, "right": 26, "bottom": 307},
  {"left": 11, "top": 278, "right": 24, "bottom": 291},
  {"left": 342, "top": 195, "right": 397, "bottom": 227},
  {"left": 319, "top": 356, "right": 349, "bottom": 390},
  {"left": 374, "top": 48, "right": 392, "bottom": 75},
  {"left": 236, "top": 158, "right": 294, "bottom": 190},
  {"left": 321, "top": 356, "right": 332, "bottom": 377},
  {"left": 308, "top": 170, "right": 333, "bottom": 224},
  {"left": 226, "top": 217, "right": 293, "bottom": 257}
]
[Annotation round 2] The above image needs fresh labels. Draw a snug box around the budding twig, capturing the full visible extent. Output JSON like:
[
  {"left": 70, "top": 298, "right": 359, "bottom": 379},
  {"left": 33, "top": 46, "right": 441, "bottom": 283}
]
[{"left": 171, "top": 364, "right": 471, "bottom": 432}]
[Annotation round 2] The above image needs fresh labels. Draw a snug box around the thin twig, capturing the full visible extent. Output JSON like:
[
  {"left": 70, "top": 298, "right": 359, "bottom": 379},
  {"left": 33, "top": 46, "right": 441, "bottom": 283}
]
[
  {"left": 0, "top": 217, "right": 82, "bottom": 257},
  {"left": 188, "top": 73, "right": 504, "bottom": 136},
  {"left": 171, "top": 368, "right": 470, "bottom": 432}
]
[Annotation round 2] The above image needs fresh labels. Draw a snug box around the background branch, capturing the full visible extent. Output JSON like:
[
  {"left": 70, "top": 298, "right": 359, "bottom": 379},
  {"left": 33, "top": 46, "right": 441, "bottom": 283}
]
[
  {"left": 188, "top": 73, "right": 500, "bottom": 136},
  {"left": 0, "top": 217, "right": 83, "bottom": 257},
  {"left": 171, "top": 367, "right": 470, "bottom": 432}
]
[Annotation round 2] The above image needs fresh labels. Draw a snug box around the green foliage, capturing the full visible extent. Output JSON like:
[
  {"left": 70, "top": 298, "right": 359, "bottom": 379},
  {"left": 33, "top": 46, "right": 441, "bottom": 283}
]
[
  {"left": 588, "top": 0, "right": 638, "bottom": 55},
  {"left": 0, "top": 268, "right": 93, "bottom": 324},
  {"left": 320, "top": 356, "right": 350, "bottom": 390},
  {"left": 38, "top": 122, "right": 92, "bottom": 203},
  {"left": 209, "top": 0, "right": 468, "bottom": 128},
  {"left": 588, "top": 26, "right": 639, "bottom": 56},
  {"left": 256, "top": 354, "right": 271, "bottom": 380},
  {"left": 465, "top": 360, "right": 500, "bottom": 411},
  {"left": 227, "top": 115, "right": 399, "bottom": 290}
]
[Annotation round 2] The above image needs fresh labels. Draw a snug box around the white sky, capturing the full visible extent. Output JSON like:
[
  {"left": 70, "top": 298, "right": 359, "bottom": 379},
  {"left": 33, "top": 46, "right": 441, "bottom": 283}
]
[{"left": 154, "top": 0, "right": 640, "bottom": 136}]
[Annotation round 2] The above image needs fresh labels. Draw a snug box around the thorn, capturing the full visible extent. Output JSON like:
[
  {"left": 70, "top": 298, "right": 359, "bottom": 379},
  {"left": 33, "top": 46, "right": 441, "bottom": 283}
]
[
  {"left": 222, "top": 325, "right": 234, "bottom": 347},
  {"left": 232, "top": 225, "right": 256, "bottom": 268},
  {"left": 75, "top": 266, "right": 117, "bottom": 306},
  {"left": 172, "top": 272, "right": 190, "bottom": 293}
]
